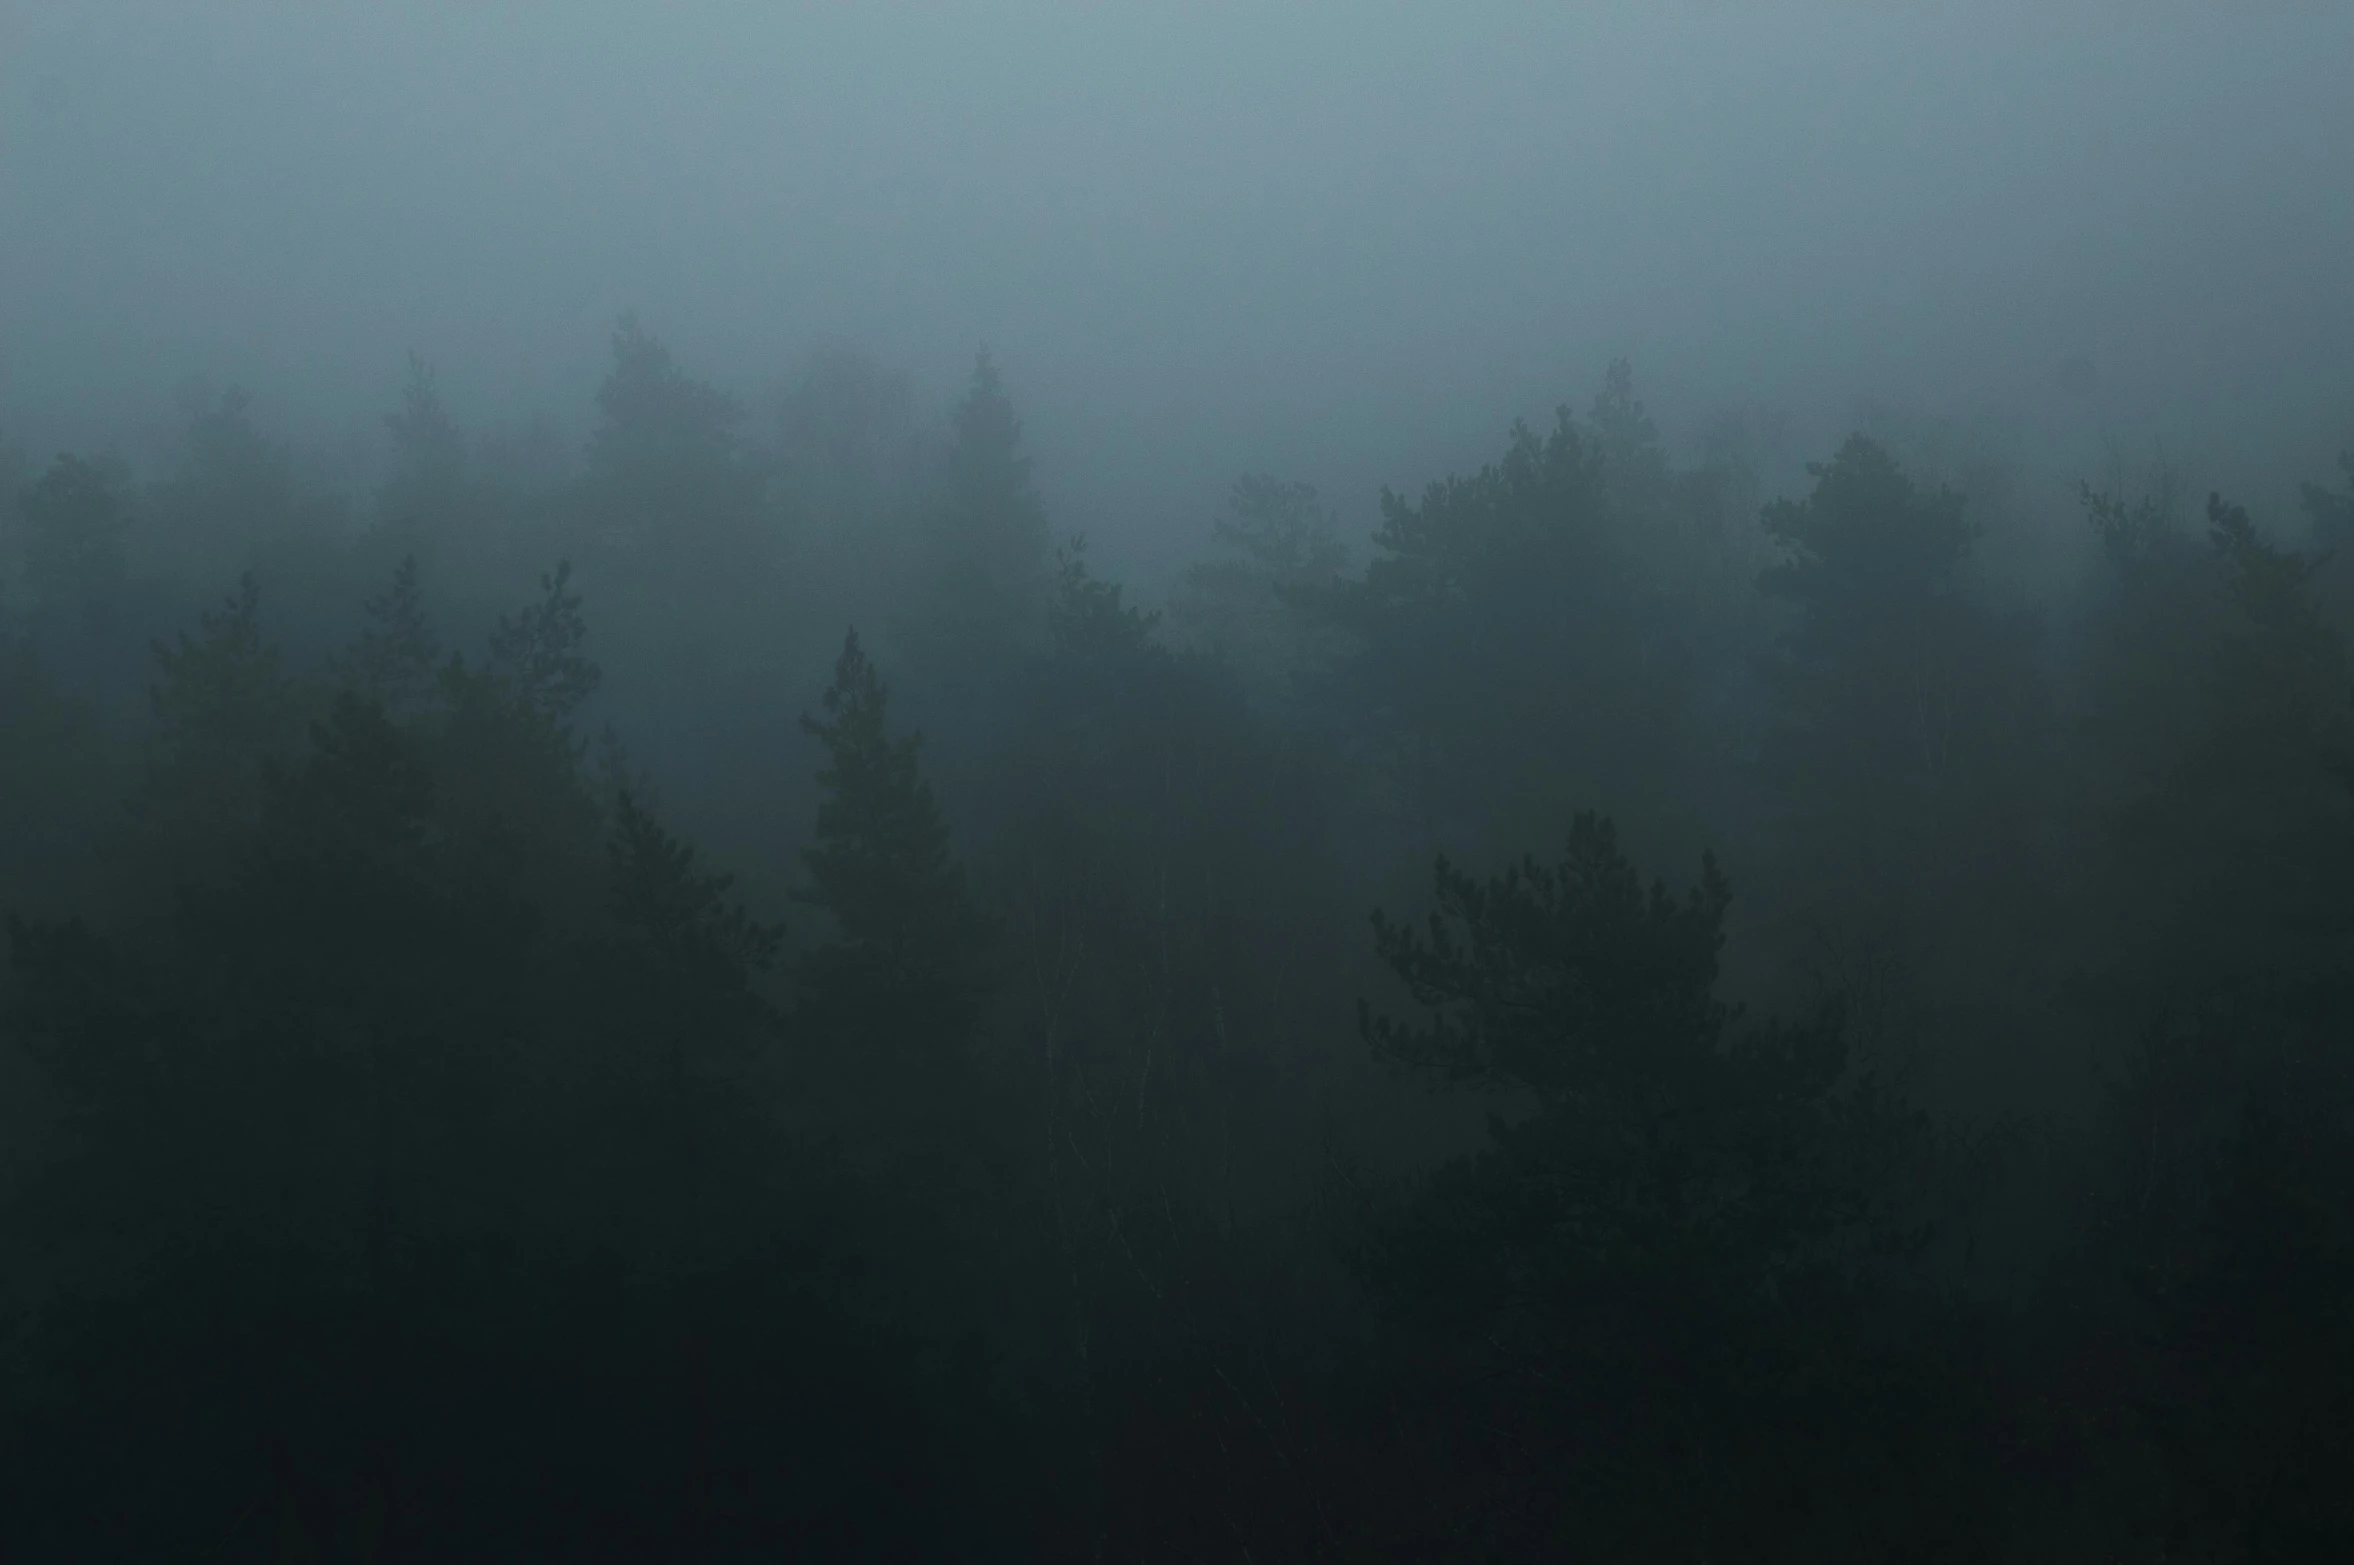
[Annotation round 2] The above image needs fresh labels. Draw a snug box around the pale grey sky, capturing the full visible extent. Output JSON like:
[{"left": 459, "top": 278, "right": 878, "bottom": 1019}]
[{"left": 4, "top": 3, "right": 2350, "bottom": 576}]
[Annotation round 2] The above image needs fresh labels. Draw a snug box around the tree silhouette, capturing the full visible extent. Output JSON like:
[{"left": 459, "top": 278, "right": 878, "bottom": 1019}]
[
  {"left": 334, "top": 555, "right": 438, "bottom": 716},
  {"left": 797, "top": 628, "right": 992, "bottom": 1054},
  {"left": 19, "top": 453, "right": 129, "bottom": 626},
  {"left": 1359, "top": 814, "right": 1974, "bottom": 1561}
]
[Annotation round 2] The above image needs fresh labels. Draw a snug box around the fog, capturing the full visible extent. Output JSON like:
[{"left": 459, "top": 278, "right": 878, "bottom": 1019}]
[
  {"left": 7, "top": 7, "right": 2354, "bottom": 1559},
  {"left": 8, "top": 4, "right": 2350, "bottom": 572}
]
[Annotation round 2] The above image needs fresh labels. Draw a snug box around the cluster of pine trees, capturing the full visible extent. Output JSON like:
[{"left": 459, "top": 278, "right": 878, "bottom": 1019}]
[{"left": 1, "top": 324, "right": 2349, "bottom": 1560}]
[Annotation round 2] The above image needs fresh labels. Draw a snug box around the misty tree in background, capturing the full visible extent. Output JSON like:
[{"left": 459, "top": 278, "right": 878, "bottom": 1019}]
[
  {"left": 352, "top": 358, "right": 545, "bottom": 653},
  {"left": 2054, "top": 477, "right": 2354, "bottom": 1556},
  {"left": 776, "top": 347, "right": 928, "bottom": 544},
  {"left": 333, "top": 555, "right": 438, "bottom": 718},
  {"left": 133, "top": 573, "right": 308, "bottom": 896},
  {"left": 796, "top": 628, "right": 993, "bottom": 1060},
  {"left": 428, "top": 560, "right": 607, "bottom": 917},
  {"left": 374, "top": 353, "right": 469, "bottom": 562},
  {"left": 149, "top": 386, "right": 342, "bottom": 577},
  {"left": 1166, "top": 472, "right": 1351, "bottom": 711},
  {"left": 586, "top": 315, "right": 760, "bottom": 551},
  {"left": 592, "top": 788, "right": 783, "bottom": 1286},
  {"left": 578, "top": 315, "right": 773, "bottom": 665},
  {"left": 1752, "top": 435, "right": 2057, "bottom": 1100},
  {"left": 1305, "top": 367, "right": 1692, "bottom": 862},
  {"left": 485, "top": 558, "right": 599, "bottom": 723},
  {"left": 2088, "top": 489, "right": 2354, "bottom": 1145},
  {"left": 18, "top": 454, "right": 130, "bottom": 629},
  {"left": 2303, "top": 447, "right": 2354, "bottom": 630},
  {"left": 575, "top": 315, "right": 788, "bottom": 743},
  {"left": 1756, "top": 434, "right": 1979, "bottom": 867},
  {"left": 0, "top": 632, "right": 117, "bottom": 916},
  {"left": 912, "top": 351, "right": 1051, "bottom": 677}
]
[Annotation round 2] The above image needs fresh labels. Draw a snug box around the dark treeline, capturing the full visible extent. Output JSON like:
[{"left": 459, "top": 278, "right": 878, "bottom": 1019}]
[{"left": 2, "top": 323, "right": 2351, "bottom": 1561}]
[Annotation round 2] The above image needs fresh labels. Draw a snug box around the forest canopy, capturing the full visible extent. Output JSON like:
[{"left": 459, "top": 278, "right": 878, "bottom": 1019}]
[{"left": 2, "top": 325, "right": 2349, "bottom": 1560}]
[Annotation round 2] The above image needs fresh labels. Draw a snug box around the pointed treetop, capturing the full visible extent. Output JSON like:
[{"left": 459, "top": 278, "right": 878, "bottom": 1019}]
[
  {"left": 797, "top": 628, "right": 992, "bottom": 1048},
  {"left": 488, "top": 561, "right": 600, "bottom": 722},
  {"left": 336, "top": 555, "right": 440, "bottom": 714}
]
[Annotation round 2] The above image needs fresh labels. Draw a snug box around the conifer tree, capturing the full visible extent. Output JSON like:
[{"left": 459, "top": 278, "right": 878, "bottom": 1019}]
[
  {"left": 1359, "top": 814, "right": 1972, "bottom": 1560},
  {"left": 918, "top": 351, "right": 1050, "bottom": 668},
  {"left": 334, "top": 555, "right": 439, "bottom": 716},
  {"left": 138, "top": 573, "right": 306, "bottom": 886},
  {"left": 486, "top": 559, "right": 599, "bottom": 723},
  {"left": 605, "top": 788, "right": 781, "bottom": 1048},
  {"left": 796, "top": 629, "right": 991, "bottom": 1053},
  {"left": 586, "top": 314, "right": 757, "bottom": 554},
  {"left": 1753, "top": 435, "right": 2057, "bottom": 1091},
  {"left": 1167, "top": 474, "right": 1349, "bottom": 708},
  {"left": 19, "top": 453, "right": 130, "bottom": 625},
  {"left": 379, "top": 353, "right": 467, "bottom": 542},
  {"left": 1303, "top": 372, "right": 1686, "bottom": 857}
]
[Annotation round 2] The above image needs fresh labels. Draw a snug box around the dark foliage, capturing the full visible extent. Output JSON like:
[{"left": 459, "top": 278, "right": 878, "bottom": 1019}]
[{"left": 1, "top": 328, "right": 2350, "bottom": 1562}]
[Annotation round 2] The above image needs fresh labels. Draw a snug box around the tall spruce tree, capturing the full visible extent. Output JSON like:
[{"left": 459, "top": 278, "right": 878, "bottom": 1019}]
[
  {"left": 796, "top": 629, "right": 991, "bottom": 1054},
  {"left": 916, "top": 351, "right": 1050, "bottom": 673},
  {"left": 334, "top": 555, "right": 438, "bottom": 717},
  {"left": 1753, "top": 435, "right": 2057, "bottom": 1102},
  {"left": 19, "top": 453, "right": 130, "bottom": 627},
  {"left": 378, "top": 354, "right": 467, "bottom": 545}
]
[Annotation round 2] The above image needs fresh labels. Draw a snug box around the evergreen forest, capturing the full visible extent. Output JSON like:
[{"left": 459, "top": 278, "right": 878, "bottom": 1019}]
[{"left": 3, "top": 326, "right": 2351, "bottom": 1561}]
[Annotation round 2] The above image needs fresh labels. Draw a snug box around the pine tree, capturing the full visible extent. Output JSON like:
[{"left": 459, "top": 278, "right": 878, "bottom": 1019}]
[
  {"left": 796, "top": 629, "right": 991, "bottom": 1053},
  {"left": 1167, "top": 474, "right": 1349, "bottom": 708},
  {"left": 1360, "top": 814, "right": 1972, "bottom": 1560},
  {"left": 379, "top": 353, "right": 467, "bottom": 543},
  {"left": 139, "top": 574, "right": 306, "bottom": 888},
  {"left": 919, "top": 351, "right": 1050, "bottom": 667},
  {"left": 1303, "top": 372, "right": 1686, "bottom": 858},
  {"left": 587, "top": 314, "right": 755, "bottom": 551},
  {"left": 606, "top": 789, "right": 781, "bottom": 1041},
  {"left": 1753, "top": 435, "right": 2057, "bottom": 1094},
  {"left": 19, "top": 453, "right": 130, "bottom": 625},
  {"left": 486, "top": 559, "right": 599, "bottom": 723},
  {"left": 334, "top": 555, "right": 439, "bottom": 716}
]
